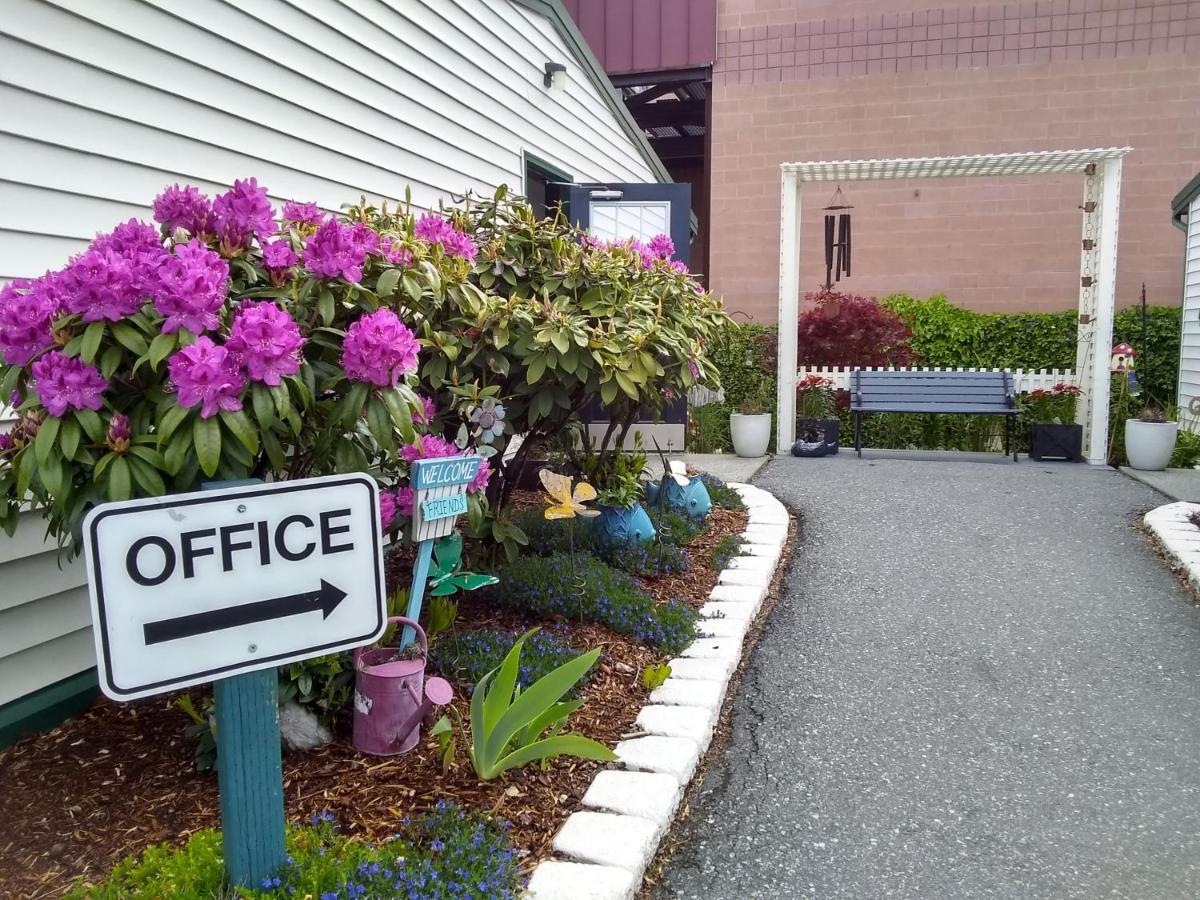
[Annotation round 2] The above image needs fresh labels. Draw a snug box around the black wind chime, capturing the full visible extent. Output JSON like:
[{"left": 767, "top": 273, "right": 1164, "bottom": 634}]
[{"left": 823, "top": 186, "right": 853, "bottom": 288}]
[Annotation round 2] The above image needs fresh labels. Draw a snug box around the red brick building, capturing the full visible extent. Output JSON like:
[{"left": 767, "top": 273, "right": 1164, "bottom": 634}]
[{"left": 568, "top": 0, "right": 1200, "bottom": 321}]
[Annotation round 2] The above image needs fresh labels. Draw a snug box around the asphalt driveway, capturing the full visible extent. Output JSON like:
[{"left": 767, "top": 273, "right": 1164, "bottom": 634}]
[{"left": 657, "top": 454, "right": 1200, "bottom": 899}]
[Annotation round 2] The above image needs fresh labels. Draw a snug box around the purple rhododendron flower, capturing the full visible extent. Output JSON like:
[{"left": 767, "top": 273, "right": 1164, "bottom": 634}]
[
  {"left": 302, "top": 219, "right": 369, "bottom": 283},
  {"left": 349, "top": 222, "right": 379, "bottom": 257},
  {"left": 89, "top": 219, "right": 162, "bottom": 259},
  {"left": 153, "top": 239, "right": 229, "bottom": 334},
  {"left": 648, "top": 234, "right": 675, "bottom": 259},
  {"left": 469, "top": 456, "right": 490, "bottom": 493},
  {"left": 414, "top": 213, "right": 477, "bottom": 262},
  {"left": 579, "top": 233, "right": 603, "bottom": 250},
  {"left": 341, "top": 309, "right": 419, "bottom": 386},
  {"left": 689, "top": 360, "right": 701, "bottom": 381},
  {"left": 60, "top": 248, "right": 147, "bottom": 323},
  {"left": 380, "top": 237, "right": 413, "bottom": 267},
  {"left": 399, "top": 433, "right": 458, "bottom": 463},
  {"left": 395, "top": 487, "right": 414, "bottom": 518},
  {"left": 168, "top": 336, "right": 245, "bottom": 418},
  {"left": 414, "top": 394, "right": 437, "bottom": 424},
  {"left": 670, "top": 259, "right": 688, "bottom": 274},
  {"left": 0, "top": 274, "right": 64, "bottom": 365},
  {"left": 153, "top": 184, "right": 213, "bottom": 236},
  {"left": 212, "top": 178, "right": 276, "bottom": 250},
  {"left": 106, "top": 412, "right": 131, "bottom": 453},
  {"left": 225, "top": 301, "right": 305, "bottom": 387},
  {"left": 379, "top": 490, "right": 397, "bottom": 531},
  {"left": 261, "top": 239, "right": 298, "bottom": 273},
  {"left": 281, "top": 201, "right": 324, "bottom": 227},
  {"left": 0, "top": 432, "right": 12, "bottom": 455},
  {"left": 30, "top": 350, "right": 107, "bottom": 417}
]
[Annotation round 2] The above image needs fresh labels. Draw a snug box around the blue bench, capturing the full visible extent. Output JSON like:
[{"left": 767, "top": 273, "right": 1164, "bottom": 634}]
[{"left": 850, "top": 370, "right": 1019, "bottom": 461}]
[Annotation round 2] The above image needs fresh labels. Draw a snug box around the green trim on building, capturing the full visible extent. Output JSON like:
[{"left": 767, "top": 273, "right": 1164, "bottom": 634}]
[
  {"left": 522, "top": 150, "right": 574, "bottom": 192},
  {"left": 1171, "top": 171, "right": 1200, "bottom": 231},
  {"left": 509, "top": 0, "right": 672, "bottom": 185},
  {"left": 0, "top": 668, "right": 98, "bottom": 749}
]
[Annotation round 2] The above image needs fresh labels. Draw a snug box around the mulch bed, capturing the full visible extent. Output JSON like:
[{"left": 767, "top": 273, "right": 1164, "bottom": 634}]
[{"left": 0, "top": 503, "right": 747, "bottom": 899}]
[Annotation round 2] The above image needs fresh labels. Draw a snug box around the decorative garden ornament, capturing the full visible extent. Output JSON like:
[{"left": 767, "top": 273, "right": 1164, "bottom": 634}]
[
  {"left": 353, "top": 616, "right": 454, "bottom": 756},
  {"left": 645, "top": 460, "right": 712, "bottom": 520},
  {"left": 822, "top": 185, "right": 852, "bottom": 287},
  {"left": 539, "top": 469, "right": 600, "bottom": 520},
  {"left": 428, "top": 533, "right": 499, "bottom": 596}
]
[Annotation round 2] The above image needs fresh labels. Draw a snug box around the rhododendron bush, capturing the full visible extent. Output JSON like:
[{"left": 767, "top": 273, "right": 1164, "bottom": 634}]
[
  {"left": 0, "top": 179, "right": 455, "bottom": 549},
  {"left": 357, "top": 188, "right": 729, "bottom": 509}
]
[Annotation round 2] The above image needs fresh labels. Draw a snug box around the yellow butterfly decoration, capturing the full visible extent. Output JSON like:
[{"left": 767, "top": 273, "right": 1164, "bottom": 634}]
[{"left": 539, "top": 469, "right": 600, "bottom": 520}]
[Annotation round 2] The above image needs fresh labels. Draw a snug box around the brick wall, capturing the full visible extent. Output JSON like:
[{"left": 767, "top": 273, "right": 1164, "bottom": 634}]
[{"left": 708, "top": 0, "right": 1200, "bottom": 321}]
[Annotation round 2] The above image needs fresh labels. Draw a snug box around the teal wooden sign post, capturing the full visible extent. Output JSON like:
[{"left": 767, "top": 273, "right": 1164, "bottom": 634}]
[{"left": 401, "top": 455, "right": 483, "bottom": 648}]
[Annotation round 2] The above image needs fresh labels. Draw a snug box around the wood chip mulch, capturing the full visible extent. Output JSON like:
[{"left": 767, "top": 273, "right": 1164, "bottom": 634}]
[{"left": 0, "top": 504, "right": 747, "bottom": 899}]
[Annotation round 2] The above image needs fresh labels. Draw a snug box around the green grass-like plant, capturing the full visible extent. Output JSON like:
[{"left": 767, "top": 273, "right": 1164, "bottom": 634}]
[{"left": 467, "top": 629, "right": 615, "bottom": 780}]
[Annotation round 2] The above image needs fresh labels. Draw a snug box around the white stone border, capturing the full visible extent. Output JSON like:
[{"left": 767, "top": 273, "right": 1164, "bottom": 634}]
[
  {"left": 1145, "top": 501, "right": 1200, "bottom": 593},
  {"left": 525, "top": 483, "right": 790, "bottom": 899}
]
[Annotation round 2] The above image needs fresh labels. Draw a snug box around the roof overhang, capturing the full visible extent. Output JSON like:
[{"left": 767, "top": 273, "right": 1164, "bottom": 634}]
[
  {"left": 781, "top": 147, "right": 1131, "bottom": 182},
  {"left": 1171, "top": 171, "right": 1200, "bottom": 232},
  {"left": 511, "top": 0, "right": 674, "bottom": 184}
]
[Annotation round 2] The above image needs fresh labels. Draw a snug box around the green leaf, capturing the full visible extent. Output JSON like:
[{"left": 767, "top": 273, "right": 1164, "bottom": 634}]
[
  {"left": 318, "top": 287, "right": 335, "bottom": 325},
  {"left": 193, "top": 416, "right": 221, "bottom": 477},
  {"left": 271, "top": 383, "right": 293, "bottom": 421},
  {"left": 550, "top": 330, "right": 570, "bottom": 354},
  {"left": 157, "top": 403, "right": 191, "bottom": 447},
  {"left": 261, "top": 428, "right": 287, "bottom": 471},
  {"left": 365, "top": 396, "right": 396, "bottom": 456},
  {"left": 80, "top": 322, "right": 106, "bottom": 364},
  {"left": 376, "top": 269, "right": 401, "bottom": 299},
  {"left": 163, "top": 427, "right": 190, "bottom": 476},
  {"left": 1, "top": 364, "right": 22, "bottom": 403},
  {"left": 108, "top": 456, "right": 132, "bottom": 501},
  {"left": 100, "top": 345, "right": 123, "bottom": 379},
  {"left": 35, "top": 415, "right": 60, "bottom": 466},
  {"left": 220, "top": 409, "right": 260, "bottom": 456},
  {"left": 40, "top": 454, "right": 64, "bottom": 499},
  {"left": 75, "top": 408, "right": 104, "bottom": 443},
  {"left": 60, "top": 416, "right": 81, "bottom": 460},
  {"left": 111, "top": 321, "right": 149, "bottom": 356},
  {"left": 341, "top": 382, "right": 369, "bottom": 428},
  {"left": 16, "top": 448, "right": 36, "bottom": 497},
  {"left": 401, "top": 274, "right": 421, "bottom": 304},
  {"left": 527, "top": 355, "right": 546, "bottom": 385},
  {"left": 381, "top": 389, "right": 415, "bottom": 443},
  {"left": 128, "top": 456, "right": 166, "bottom": 496},
  {"left": 487, "top": 734, "right": 616, "bottom": 779},
  {"left": 600, "top": 379, "right": 618, "bottom": 406},
  {"left": 147, "top": 331, "right": 177, "bottom": 369},
  {"left": 251, "top": 384, "right": 276, "bottom": 431},
  {"left": 128, "top": 445, "right": 166, "bottom": 468}
]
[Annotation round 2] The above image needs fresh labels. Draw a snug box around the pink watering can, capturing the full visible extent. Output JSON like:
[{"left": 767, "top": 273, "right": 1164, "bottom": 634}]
[{"left": 353, "top": 616, "right": 453, "bottom": 756}]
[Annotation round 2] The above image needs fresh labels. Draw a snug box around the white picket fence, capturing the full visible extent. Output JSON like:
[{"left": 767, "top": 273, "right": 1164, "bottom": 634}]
[{"left": 796, "top": 365, "right": 1077, "bottom": 393}]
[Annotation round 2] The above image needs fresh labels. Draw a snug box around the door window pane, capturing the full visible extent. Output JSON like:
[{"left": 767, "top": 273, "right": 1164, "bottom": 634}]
[{"left": 589, "top": 201, "right": 671, "bottom": 244}]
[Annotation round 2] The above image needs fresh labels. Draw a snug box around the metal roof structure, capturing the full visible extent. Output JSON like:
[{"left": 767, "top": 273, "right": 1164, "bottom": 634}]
[{"left": 781, "top": 148, "right": 1131, "bottom": 182}]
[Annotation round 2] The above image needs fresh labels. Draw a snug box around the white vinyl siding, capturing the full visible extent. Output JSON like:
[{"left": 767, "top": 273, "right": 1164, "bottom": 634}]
[
  {"left": 0, "top": 0, "right": 660, "bottom": 713},
  {"left": 0, "top": 0, "right": 658, "bottom": 282},
  {"left": 1179, "top": 194, "right": 1200, "bottom": 424}
]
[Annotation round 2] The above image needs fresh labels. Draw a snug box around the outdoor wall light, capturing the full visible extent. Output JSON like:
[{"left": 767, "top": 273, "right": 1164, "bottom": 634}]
[{"left": 543, "top": 62, "right": 567, "bottom": 89}]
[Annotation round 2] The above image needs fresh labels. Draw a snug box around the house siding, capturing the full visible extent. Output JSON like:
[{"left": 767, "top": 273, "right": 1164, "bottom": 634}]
[
  {"left": 0, "top": 0, "right": 658, "bottom": 282},
  {"left": 0, "top": 0, "right": 662, "bottom": 728},
  {"left": 1178, "top": 193, "right": 1200, "bottom": 421}
]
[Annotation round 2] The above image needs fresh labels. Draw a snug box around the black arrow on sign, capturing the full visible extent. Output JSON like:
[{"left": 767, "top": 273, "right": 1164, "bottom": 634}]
[{"left": 142, "top": 580, "right": 348, "bottom": 645}]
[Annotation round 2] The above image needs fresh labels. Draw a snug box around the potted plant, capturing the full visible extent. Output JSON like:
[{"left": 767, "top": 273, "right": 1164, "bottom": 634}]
[
  {"left": 792, "top": 374, "right": 838, "bottom": 457},
  {"left": 1023, "top": 383, "right": 1083, "bottom": 462},
  {"left": 730, "top": 389, "right": 771, "bottom": 458},
  {"left": 1126, "top": 404, "right": 1178, "bottom": 471},
  {"left": 575, "top": 438, "right": 656, "bottom": 544}
]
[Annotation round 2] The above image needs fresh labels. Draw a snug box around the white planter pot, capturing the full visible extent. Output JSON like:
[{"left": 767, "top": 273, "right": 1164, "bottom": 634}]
[
  {"left": 730, "top": 413, "right": 771, "bottom": 458},
  {"left": 1125, "top": 419, "right": 1177, "bottom": 471}
]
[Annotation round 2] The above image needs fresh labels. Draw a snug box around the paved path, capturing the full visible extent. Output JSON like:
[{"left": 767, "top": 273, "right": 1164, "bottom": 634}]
[{"left": 658, "top": 455, "right": 1200, "bottom": 899}]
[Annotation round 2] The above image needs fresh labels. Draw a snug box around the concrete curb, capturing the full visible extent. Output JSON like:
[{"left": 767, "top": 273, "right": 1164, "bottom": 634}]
[
  {"left": 1144, "top": 500, "right": 1200, "bottom": 593},
  {"left": 525, "top": 482, "right": 790, "bottom": 899}
]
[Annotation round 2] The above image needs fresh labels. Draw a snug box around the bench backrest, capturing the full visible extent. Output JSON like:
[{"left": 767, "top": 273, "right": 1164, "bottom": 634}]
[{"left": 850, "top": 370, "right": 1017, "bottom": 414}]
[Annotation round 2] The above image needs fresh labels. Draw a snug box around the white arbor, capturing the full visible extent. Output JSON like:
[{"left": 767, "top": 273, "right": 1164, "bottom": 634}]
[{"left": 776, "top": 148, "right": 1130, "bottom": 465}]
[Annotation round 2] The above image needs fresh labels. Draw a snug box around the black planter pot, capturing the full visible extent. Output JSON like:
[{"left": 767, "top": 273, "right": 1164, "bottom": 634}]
[
  {"left": 792, "top": 417, "right": 839, "bottom": 458},
  {"left": 1030, "top": 422, "right": 1082, "bottom": 462}
]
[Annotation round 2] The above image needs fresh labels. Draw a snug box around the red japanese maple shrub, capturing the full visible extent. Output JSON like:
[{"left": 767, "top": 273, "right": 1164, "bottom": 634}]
[{"left": 796, "top": 287, "right": 915, "bottom": 367}]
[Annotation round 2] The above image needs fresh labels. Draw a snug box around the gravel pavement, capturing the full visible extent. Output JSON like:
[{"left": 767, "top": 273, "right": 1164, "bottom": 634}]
[{"left": 657, "top": 455, "right": 1200, "bottom": 900}]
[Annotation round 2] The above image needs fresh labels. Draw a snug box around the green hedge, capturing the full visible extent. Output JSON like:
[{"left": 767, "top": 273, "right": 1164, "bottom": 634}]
[
  {"left": 699, "top": 297, "right": 1182, "bottom": 455},
  {"left": 883, "top": 294, "right": 1181, "bottom": 403}
]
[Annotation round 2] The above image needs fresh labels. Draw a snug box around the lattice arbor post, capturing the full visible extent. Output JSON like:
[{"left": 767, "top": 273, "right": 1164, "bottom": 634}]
[{"left": 777, "top": 167, "right": 801, "bottom": 450}]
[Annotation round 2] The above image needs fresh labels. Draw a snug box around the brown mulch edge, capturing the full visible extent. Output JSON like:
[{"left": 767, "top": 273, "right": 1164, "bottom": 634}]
[
  {"left": 637, "top": 510, "right": 799, "bottom": 899},
  {"left": 0, "top": 504, "right": 749, "bottom": 900}
]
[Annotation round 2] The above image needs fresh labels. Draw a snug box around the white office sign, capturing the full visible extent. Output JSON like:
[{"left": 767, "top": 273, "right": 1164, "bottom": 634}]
[{"left": 83, "top": 474, "right": 386, "bottom": 701}]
